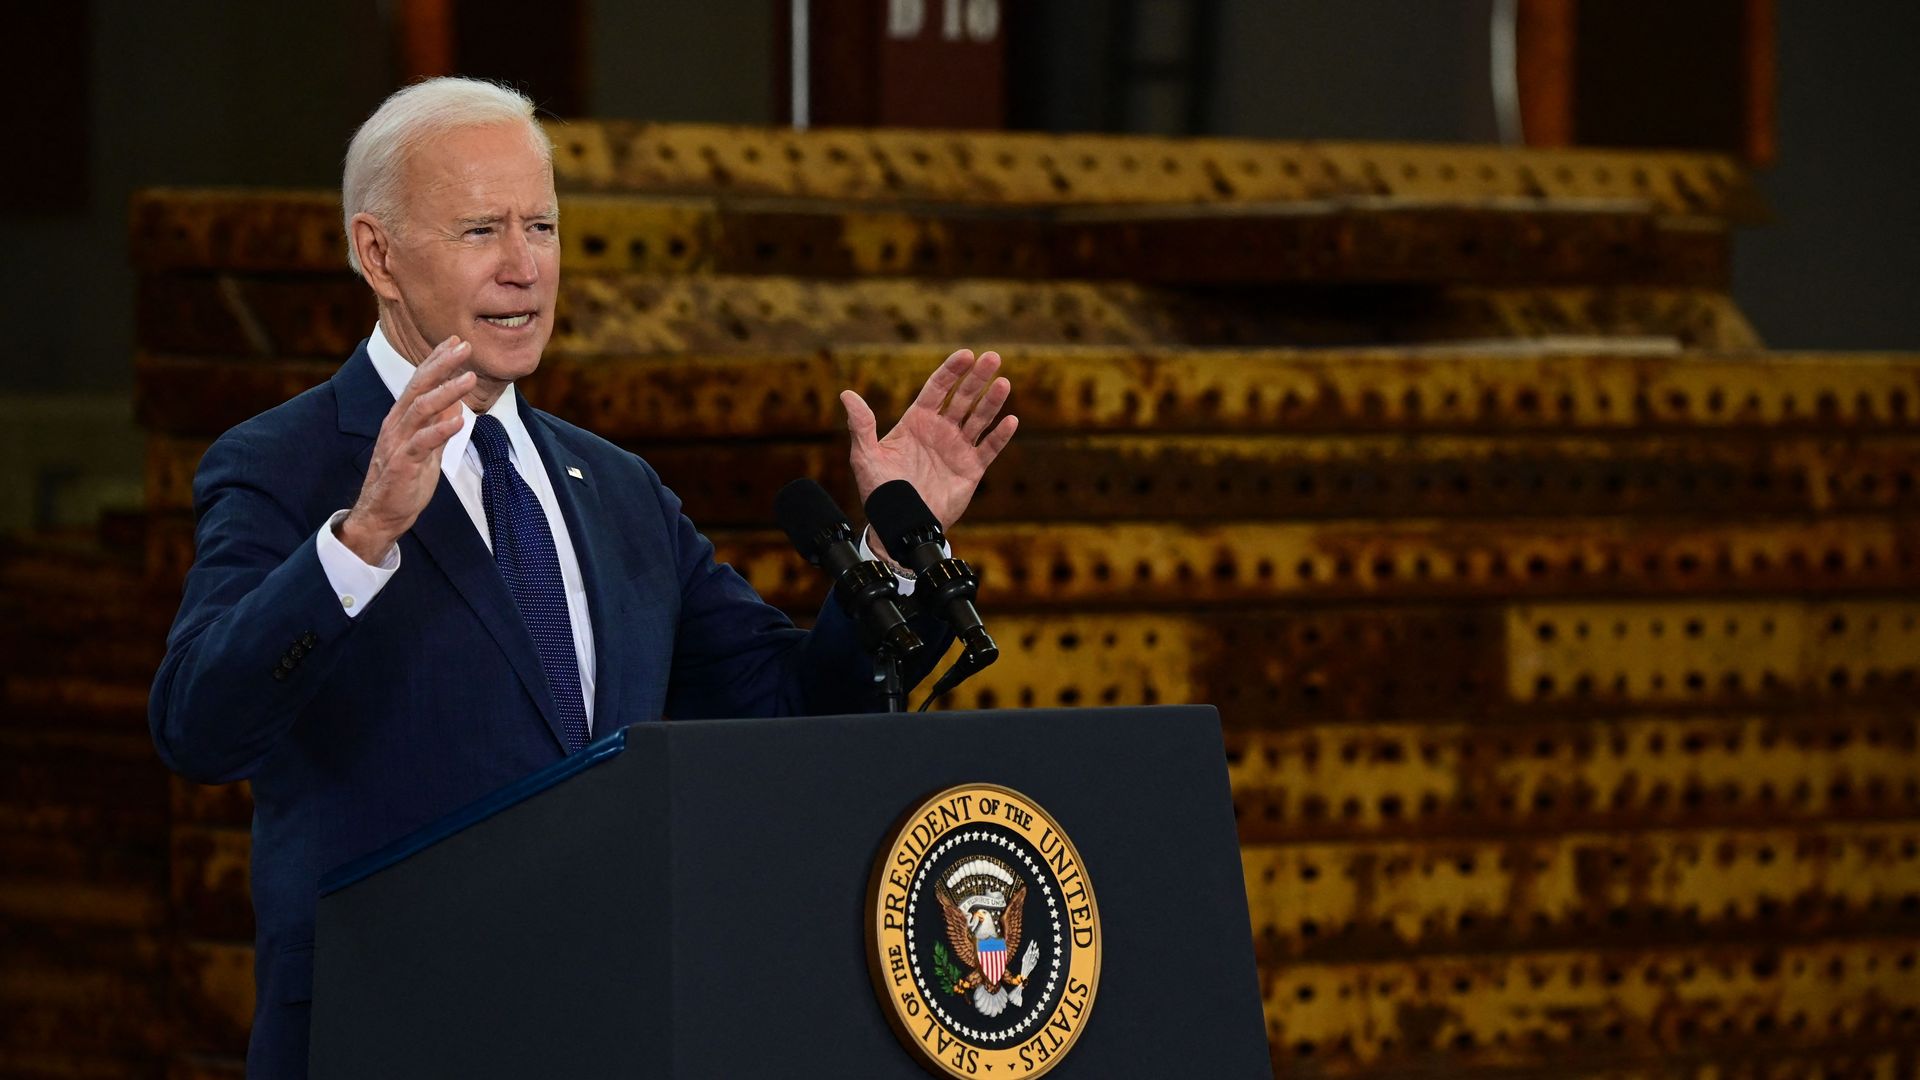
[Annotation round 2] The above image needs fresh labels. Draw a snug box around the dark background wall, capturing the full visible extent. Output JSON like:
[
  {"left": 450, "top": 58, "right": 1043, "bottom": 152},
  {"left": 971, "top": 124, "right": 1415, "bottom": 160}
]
[
  {"left": 4, "top": 1, "right": 1916, "bottom": 531},
  {"left": 1733, "top": 1, "right": 1920, "bottom": 350}
]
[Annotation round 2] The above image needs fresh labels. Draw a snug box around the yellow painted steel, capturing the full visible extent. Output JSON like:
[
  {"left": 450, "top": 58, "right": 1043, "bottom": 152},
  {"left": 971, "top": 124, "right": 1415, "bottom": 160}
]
[
  {"left": 714, "top": 517, "right": 1920, "bottom": 607},
  {"left": 1264, "top": 938, "right": 1920, "bottom": 1068},
  {"left": 555, "top": 195, "right": 717, "bottom": 273},
  {"left": 131, "top": 346, "right": 1920, "bottom": 443},
  {"left": 546, "top": 122, "right": 1760, "bottom": 221},
  {"left": 1243, "top": 823, "right": 1920, "bottom": 958},
  {"left": 1227, "top": 716, "right": 1920, "bottom": 834},
  {"left": 148, "top": 429, "right": 1920, "bottom": 518},
  {"left": 836, "top": 346, "right": 1920, "bottom": 434},
  {"left": 171, "top": 941, "right": 255, "bottom": 1052},
  {"left": 130, "top": 188, "right": 341, "bottom": 271},
  {"left": 1511, "top": 601, "right": 1920, "bottom": 704}
]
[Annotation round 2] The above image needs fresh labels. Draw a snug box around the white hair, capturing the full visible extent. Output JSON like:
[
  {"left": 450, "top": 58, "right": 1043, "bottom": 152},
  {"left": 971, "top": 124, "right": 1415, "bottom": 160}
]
[{"left": 341, "top": 77, "right": 554, "bottom": 277}]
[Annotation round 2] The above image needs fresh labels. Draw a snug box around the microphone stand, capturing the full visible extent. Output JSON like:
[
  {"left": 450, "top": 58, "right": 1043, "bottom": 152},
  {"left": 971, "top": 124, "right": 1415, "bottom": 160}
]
[{"left": 876, "top": 647, "right": 907, "bottom": 713}]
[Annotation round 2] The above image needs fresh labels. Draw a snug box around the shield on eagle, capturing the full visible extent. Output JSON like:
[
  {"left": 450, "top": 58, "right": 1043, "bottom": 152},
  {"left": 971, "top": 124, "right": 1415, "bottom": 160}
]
[{"left": 978, "top": 937, "right": 1007, "bottom": 984}]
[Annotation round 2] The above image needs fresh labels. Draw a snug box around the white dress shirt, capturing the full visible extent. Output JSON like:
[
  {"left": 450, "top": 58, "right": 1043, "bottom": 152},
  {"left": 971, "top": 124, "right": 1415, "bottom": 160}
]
[
  {"left": 313, "top": 324, "right": 924, "bottom": 733},
  {"left": 314, "top": 324, "right": 599, "bottom": 726}
]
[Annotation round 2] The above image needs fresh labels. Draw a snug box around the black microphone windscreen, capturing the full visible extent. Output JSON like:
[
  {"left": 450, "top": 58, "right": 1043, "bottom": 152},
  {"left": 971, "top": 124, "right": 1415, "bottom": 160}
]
[
  {"left": 864, "top": 479, "right": 941, "bottom": 556},
  {"left": 774, "top": 478, "right": 851, "bottom": 561}
]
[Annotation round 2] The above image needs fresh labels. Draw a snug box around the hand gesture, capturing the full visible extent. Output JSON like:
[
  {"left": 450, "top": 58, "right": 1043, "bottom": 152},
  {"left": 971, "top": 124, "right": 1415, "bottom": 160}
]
[
  {"left": 840, "top": 348, "right": 1018, "bottom": 533},
  {"left": 336, "top": 337, "right": 474, "bottom": 563}
]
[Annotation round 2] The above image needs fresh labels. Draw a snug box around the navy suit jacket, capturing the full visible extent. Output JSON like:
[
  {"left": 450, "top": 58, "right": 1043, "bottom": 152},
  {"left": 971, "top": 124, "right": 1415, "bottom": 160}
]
[{"left": 149, "top": 343, "right": 934, "bottom": 1077}]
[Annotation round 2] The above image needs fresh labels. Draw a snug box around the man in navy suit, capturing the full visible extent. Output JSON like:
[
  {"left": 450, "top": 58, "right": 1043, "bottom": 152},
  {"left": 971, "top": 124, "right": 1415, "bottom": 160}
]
[{"left": 148, "top": 77, "right": 1018, "bottom": 1077}]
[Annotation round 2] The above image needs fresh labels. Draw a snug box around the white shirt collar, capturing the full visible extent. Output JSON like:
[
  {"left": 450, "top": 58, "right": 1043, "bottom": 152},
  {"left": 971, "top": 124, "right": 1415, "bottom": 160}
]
[{"left": 366, "top": 322, "right": 526, "bottom": 471}]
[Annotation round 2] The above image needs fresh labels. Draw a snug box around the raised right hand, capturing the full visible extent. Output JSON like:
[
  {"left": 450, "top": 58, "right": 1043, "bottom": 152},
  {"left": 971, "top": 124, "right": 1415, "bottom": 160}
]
[{"left": 337, "top": 336, "right": 474, "bottom": 563}]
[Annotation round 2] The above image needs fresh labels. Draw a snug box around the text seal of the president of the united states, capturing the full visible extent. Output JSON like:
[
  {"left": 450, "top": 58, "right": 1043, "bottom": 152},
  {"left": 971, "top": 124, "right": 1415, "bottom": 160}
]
[{"left": 868, "top": 784, "right": 1101, "bottom": 1077}]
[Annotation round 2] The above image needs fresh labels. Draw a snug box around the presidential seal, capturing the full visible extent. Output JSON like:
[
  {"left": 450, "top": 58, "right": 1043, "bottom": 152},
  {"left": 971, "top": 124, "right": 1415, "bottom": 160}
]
[{"left": 867, "top": 784, "right": 1101, "bottom": 1078}]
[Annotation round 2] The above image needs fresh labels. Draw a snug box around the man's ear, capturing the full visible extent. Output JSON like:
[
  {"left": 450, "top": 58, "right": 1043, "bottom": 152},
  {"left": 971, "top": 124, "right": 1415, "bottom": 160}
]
[{"left": 351, "top": 213, "right": 402, "bottom": 302}]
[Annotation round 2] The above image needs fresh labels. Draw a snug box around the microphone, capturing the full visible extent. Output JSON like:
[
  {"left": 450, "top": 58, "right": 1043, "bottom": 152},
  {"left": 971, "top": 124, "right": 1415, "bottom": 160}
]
[
  {"left": 774, "top": 478, "right": 923, "bottom": 660},
  {"left": 863, "top": 480, "right": 998, "bottom": 667}
]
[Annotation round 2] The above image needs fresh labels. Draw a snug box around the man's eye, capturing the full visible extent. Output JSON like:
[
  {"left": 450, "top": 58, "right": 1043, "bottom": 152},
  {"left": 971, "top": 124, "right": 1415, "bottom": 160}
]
[
  {"left": 531, "top": 222, "right": 556, "bottom": 233},
  {"left": 466, "top": 227, "right": 493, "bottom": 237}
]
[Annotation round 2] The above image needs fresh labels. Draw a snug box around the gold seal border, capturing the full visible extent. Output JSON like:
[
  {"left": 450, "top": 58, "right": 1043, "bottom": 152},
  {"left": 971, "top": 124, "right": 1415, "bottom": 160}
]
[{"left": 866, "top": 783, "right": 1103, "bottom": 1079}]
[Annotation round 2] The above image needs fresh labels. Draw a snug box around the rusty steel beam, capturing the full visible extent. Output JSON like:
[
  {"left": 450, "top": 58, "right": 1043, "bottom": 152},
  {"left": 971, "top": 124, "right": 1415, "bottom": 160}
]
[
  {"left": 1511, "top": 600, "right": 1920, "bottom": 705},
  {"left": 1564, "top": 1049, "right": 1915, "bottom": 1079},
  {"left": 132, "top": 348, "right": 1920, "bottom": 441},
  {"left": 133, "top": 480, "right": 1920, "bottom": 605},
  {"left": 144, "top": 434, "right": 202, "bottom": 513},
  {"left": 171, "top": 777, "right": 251, "bottom": 831},
  {"left": 545, "top": 278, "right": 1761, "bottom": 356},
  {"left": 145, "top": 511, "right": 194, "bottom": 585},
  {"left": 0, "top": 931, "right": 168, "bottom": 1059},
  {"left": 159, "top": 429, "right": 1915, "bottom": 525},
  {"left": 841, "top": 608, "right": 1920, "bottom": 728},
  {"left": 132, "top": 190, "right": 713, "bottom": 275},
  {"left": 135, "top": 355, "right": 340, "bottom": 437},
  {"left": 0, "top": 832, "right": 165, "bottom": 931},
  {"left": 137, "top": 274, "right": 376, "bottom": 358},
  {"left": 597, "top": 429, "right": 1920, "bottom": 526},
  {"left": 706, "top": 517, "right": 1920, "bottom": 609},
  {"left": 707, "top": 201, "right": 1724, "bottom": 287},
  {"left": 1047, "top": 206, "right": 1728, "bottom": 288},
  {"left": 136, "top": 271, "right": 1763, "bottom": 360},
  {"left": 131, "top": 189, "right": 345, "bottom": 273},
  {"left": 0, "top": 729, "right": 170, "bottom": 840},
  {"left": 1260, "top": 937, "right": 1920, "bottom": 1076},
  {"left": 1226, "top": 713, "right": 1919, "bottom": 843},
  {"left": 832, "top": 346, "right": 1920, "bottom": 438},
  {"left": 169, "top": 941, "right": 253, "bottom": 1055},
  {"left": 566, "top": 345, "right": 1920, "bottom": 440},
  {"left": 1459, "top": 286, "right": 1758, "bottom": 349},
  {"left": 954, "top": 432, "right": 1907, "bottom": 524},
  {"left": 134, "top": 504, "right": 1920, "bottom": 721},
  {"left": 131, "top": 189, "right": 1726, "bottom": 286},
  {"left": 959, "top": 606, "right": 1920, "bottom": 728},
  {"left": 1242, "top": 823, "right": 1920, "bottom": 964},
  {"left": 170, "top": 826, "right": 251, "bottom": 943},
  {"left": 545, "top": 122, "right": 1762, "bottom": 221}
]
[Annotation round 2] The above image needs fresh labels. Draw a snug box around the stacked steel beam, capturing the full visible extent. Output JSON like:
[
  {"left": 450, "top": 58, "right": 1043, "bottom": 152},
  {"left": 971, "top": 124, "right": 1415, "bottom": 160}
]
[{"left": 101, "top": 123, "right": 1920, "bottom": 1076}]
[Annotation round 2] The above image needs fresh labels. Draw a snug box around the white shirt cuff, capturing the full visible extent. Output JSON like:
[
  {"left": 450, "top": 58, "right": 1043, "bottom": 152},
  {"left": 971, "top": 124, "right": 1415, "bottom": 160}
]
[
  {"left": 315, "top": 509, "right": 399, "bottom": 618},
  {"left": 859, "top": 526, "right": 952, "bottom": 598}
]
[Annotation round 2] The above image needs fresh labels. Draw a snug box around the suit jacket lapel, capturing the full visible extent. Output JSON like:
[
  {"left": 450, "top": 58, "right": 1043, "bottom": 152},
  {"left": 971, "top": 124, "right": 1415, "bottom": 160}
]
[
  {"left": 521, "top": 410, "right": 633, "bottom": 730},
  {"left": 333, "top": 345, "right": 569, "bottom": 751}
]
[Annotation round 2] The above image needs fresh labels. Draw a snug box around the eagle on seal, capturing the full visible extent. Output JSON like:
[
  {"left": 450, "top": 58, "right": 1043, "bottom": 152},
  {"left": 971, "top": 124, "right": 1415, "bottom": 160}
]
[
  {"left": 938, "top": 882, "right": 1027, "bottom": 993},
  {"left": 935, "top": 855, "right": 1040, "bottom": 1016}
]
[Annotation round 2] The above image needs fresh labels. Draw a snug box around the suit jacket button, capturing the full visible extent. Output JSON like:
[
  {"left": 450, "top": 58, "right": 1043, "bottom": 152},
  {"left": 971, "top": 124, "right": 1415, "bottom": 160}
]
[
  {"left": 290, "top": 644, "right": 306, "bottom": 659},
  {"left": 302, "top": 632, "right": 318, "bottom": 647},
  {"left": 272, "top": 668, "right": 288, "bottom": 681}
]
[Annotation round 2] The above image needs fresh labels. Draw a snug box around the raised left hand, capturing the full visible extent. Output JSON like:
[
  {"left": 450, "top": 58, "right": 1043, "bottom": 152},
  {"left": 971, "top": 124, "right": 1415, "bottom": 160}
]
[{"left": 841, "top": 348, "right": 1018, "bottom": 535}]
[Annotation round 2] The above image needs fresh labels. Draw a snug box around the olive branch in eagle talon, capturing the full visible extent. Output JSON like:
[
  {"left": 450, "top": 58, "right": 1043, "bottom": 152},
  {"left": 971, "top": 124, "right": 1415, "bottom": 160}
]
[
  {"left": 932, "top": 942, "right": 964, "bottom": 995},
  {"left": 937, "top": 880, "right": 1028, "bottom": 994}
]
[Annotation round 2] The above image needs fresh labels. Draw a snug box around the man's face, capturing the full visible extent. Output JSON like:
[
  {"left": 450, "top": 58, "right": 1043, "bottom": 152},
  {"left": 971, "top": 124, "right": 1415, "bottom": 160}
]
[{"left": 377, "top": 121, "right": 560, "bottom": 383}]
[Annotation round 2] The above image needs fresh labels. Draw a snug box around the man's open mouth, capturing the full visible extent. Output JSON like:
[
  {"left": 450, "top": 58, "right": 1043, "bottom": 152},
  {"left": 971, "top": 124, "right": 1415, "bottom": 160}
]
[{"left": 481, "top": 313, "right": 534, "bottom": 328}]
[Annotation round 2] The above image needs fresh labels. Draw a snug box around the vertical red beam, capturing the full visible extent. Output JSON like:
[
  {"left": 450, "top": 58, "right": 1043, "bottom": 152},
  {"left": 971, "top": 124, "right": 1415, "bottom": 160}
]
[
  {"left": 397, "top": 0, "right": 455, "bottom": 84},
  {"left": 780, "top": 0, "right": 1006, "bottom": 130},
  {"left": 1741, "top": 0, "right": 1777, "bottom": 166},
  {"left": 1516, "top": 0, "right": 1578, "bottom": 147}
]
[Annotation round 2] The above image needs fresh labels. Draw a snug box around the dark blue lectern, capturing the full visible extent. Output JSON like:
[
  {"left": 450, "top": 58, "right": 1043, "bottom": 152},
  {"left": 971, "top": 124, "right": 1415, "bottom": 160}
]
[{"left": 310, "top": 706, "right": 1268, "bottom": 1077}]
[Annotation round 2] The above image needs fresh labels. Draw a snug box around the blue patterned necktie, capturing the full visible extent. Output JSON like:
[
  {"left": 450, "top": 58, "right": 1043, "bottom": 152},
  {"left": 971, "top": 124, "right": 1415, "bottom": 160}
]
[{"left": 471, "top": 413, "right": 589, "bottom": 753}]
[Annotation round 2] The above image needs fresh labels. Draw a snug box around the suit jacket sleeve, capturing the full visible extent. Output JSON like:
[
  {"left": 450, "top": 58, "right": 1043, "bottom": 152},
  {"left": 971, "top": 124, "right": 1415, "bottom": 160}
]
[
  {"left": 148, "top": 432, "right": 361, "bottom": 783},
  {"left": 648, "top": 459, "right": 946, "bottom": 720}
]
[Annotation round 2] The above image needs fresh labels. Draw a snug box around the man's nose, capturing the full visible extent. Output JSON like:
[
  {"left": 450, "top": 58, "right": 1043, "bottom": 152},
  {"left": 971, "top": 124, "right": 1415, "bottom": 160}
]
[{"left": 496, "top": 228, "right": 538, "bottom": 286}]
